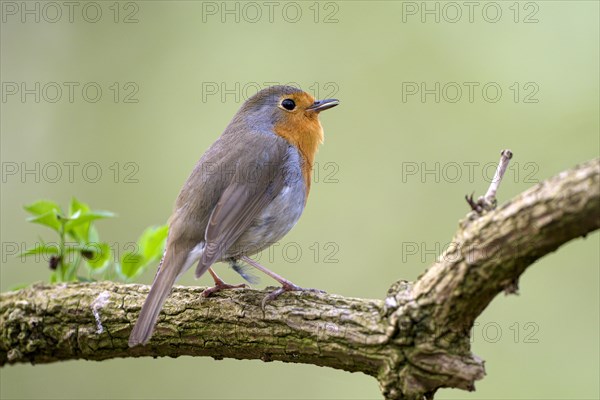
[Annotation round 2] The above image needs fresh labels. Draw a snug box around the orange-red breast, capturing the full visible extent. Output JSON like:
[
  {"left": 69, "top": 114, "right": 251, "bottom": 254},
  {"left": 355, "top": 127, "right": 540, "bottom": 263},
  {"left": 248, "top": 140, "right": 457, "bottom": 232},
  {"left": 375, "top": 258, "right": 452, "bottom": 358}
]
[{"left": 129, "top": 85, "right": 339, "bottom": 346}]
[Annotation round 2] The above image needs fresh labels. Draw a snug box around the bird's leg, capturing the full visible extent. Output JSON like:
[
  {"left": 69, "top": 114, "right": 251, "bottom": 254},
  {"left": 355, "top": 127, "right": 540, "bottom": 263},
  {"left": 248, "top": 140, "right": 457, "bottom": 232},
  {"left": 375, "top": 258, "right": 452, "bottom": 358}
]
[
  {"left": 201, "top": 266, "right": 247, "bottom": 297},
  {"left": 240, "top": 255, "right": 323, "bottom": 307}
]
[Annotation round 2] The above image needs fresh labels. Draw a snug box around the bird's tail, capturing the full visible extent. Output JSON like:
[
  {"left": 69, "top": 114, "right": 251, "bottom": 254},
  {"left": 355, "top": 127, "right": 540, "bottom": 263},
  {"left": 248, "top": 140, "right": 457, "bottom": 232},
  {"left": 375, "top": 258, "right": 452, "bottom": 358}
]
[
  {"left": 128, "top": 243, "right": 203, "bottom": 347},
  {"left": 128, "top": 259, "right": 179, "bottom": 347}
]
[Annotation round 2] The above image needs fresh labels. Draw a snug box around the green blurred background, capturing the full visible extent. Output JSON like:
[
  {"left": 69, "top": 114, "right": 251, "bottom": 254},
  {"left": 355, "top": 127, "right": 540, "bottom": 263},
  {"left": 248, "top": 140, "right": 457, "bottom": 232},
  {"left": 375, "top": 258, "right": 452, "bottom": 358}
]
[{"left": 1, "top": 1, "right": 598, "bottom": 398}]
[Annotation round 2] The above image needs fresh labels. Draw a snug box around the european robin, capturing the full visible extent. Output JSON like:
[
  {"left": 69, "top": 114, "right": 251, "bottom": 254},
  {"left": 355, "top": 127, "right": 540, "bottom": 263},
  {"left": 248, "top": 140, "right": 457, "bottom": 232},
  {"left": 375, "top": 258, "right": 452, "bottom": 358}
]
[{"left": 129, "top": 85, "right": 339, "bottom": 346}]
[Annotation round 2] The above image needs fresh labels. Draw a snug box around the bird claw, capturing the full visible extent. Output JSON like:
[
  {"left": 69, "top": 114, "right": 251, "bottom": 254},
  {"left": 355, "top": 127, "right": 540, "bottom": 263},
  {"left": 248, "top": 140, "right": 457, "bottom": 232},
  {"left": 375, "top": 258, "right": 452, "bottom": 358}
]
[
  {"left": 201, "top": 282, "right": 248, "bottom": 298},
  {"left": 261, "top": 284, "right": 324, "bottom": 309}
]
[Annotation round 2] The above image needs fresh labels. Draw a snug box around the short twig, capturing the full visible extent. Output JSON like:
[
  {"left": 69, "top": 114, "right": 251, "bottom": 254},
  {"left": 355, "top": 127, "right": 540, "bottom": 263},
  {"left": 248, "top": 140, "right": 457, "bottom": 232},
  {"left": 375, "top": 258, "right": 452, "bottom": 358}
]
[
  {"left": 485, "top": 149, "right": 513, "bottom": 201},
  {"left": 466, "top": 149, "right": 513, "bottom": 214}
]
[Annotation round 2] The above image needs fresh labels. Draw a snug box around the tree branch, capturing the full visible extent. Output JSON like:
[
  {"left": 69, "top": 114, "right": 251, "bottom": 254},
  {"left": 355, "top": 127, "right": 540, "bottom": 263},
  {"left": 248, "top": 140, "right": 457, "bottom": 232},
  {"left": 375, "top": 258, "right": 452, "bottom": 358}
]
[{"left": 1, "top": 157, "right": 598, "bottom": 399}]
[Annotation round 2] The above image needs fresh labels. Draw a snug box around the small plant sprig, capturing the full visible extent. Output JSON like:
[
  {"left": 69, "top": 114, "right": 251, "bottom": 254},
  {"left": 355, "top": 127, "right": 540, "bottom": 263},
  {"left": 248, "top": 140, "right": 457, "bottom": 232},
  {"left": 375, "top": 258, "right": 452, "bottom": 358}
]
[{"left": 20, "top": 198, "right": 167, "bottom": 283}]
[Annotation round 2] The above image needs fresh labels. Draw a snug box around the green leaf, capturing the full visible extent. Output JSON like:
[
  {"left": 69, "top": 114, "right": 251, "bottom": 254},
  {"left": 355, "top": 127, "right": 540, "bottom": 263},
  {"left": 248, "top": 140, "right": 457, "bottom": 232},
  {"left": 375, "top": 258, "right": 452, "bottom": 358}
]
[
  {"left": 81, "top": 242, "right": 112, "bottom": 270},
  {"left": 116, "top": 225, "right": 167, "bottom": 280},
  {"left": 24, "top": 200, "right": 63, "bottom": 217},
  {"left": 88, "top": 225, "right": 99, "bottom": 244},
  {"left": 68, "top": 197, "right": 90, "bottom": 217},
  {"left": 65, "top": 210, "right": 116, "bottom": 231},
  {"left": 18, "top": 243, "right": 60, "bottom": 257},
  {"left": 69, "top": 210, "right": 82, "bottom": 220},
  {"left": 26, "top": 210, "right": 62, "bottom": 232},
  {"left": 24, "top": 200, "right": 64, "bottom": 232},
  {"left": 118, "top": 252, "right": 146, "bottom": 279},
  {"left": 65, "top": 197, "right": 115, "bottom": 243},
  {"left": 66, "top": 197, "right": 91, "bottom": 242},
  {"left": 138, "top": 225, "right": 168, "bottom": 261}
]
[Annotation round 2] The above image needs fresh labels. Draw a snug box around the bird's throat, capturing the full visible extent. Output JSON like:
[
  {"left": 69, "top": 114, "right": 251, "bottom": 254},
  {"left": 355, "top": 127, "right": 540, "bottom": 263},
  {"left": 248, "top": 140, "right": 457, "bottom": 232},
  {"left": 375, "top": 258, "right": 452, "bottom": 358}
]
[{"left": 273, "top": 117, "right": 324, "bottom": 199}]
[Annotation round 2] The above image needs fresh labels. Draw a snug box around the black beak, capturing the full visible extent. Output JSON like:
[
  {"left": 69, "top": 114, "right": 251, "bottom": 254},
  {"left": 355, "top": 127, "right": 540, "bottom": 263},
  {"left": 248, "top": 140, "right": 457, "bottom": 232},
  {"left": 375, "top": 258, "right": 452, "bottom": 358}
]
[{"left": 307, "top": 98, "right": 340, "bottom": 112}]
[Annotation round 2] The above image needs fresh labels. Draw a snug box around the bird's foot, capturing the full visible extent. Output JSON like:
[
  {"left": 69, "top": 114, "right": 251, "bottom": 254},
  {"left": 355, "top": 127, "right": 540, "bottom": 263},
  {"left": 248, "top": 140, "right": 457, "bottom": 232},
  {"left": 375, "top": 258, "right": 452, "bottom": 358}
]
[
  {"left": 261, "top": 283, "right": 324, "bottom": 308},
  {"left": 201, "top": 281, "right": 247, "bottom": 297}
]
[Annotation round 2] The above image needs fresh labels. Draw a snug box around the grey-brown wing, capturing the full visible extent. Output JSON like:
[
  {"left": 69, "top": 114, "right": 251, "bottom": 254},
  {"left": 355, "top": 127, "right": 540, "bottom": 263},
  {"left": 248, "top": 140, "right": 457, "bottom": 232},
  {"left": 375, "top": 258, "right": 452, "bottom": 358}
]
[{"left": 195, "top": 152, "right": 287, "bottom": 278}]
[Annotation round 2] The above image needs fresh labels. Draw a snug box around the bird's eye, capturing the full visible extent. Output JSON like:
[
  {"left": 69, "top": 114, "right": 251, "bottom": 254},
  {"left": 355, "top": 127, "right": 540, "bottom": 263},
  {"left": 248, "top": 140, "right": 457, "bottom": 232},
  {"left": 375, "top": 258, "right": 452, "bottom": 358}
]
[{"left": 281, "top": 99, "right": 296, "bottom": 111}]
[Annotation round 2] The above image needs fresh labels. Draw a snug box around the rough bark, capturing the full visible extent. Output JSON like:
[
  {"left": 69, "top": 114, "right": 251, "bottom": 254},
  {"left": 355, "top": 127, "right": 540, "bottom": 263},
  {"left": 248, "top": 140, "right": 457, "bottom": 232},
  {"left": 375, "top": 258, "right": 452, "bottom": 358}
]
[{"left": 1, "top": 158, "right": 598, "bottom": 400}]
